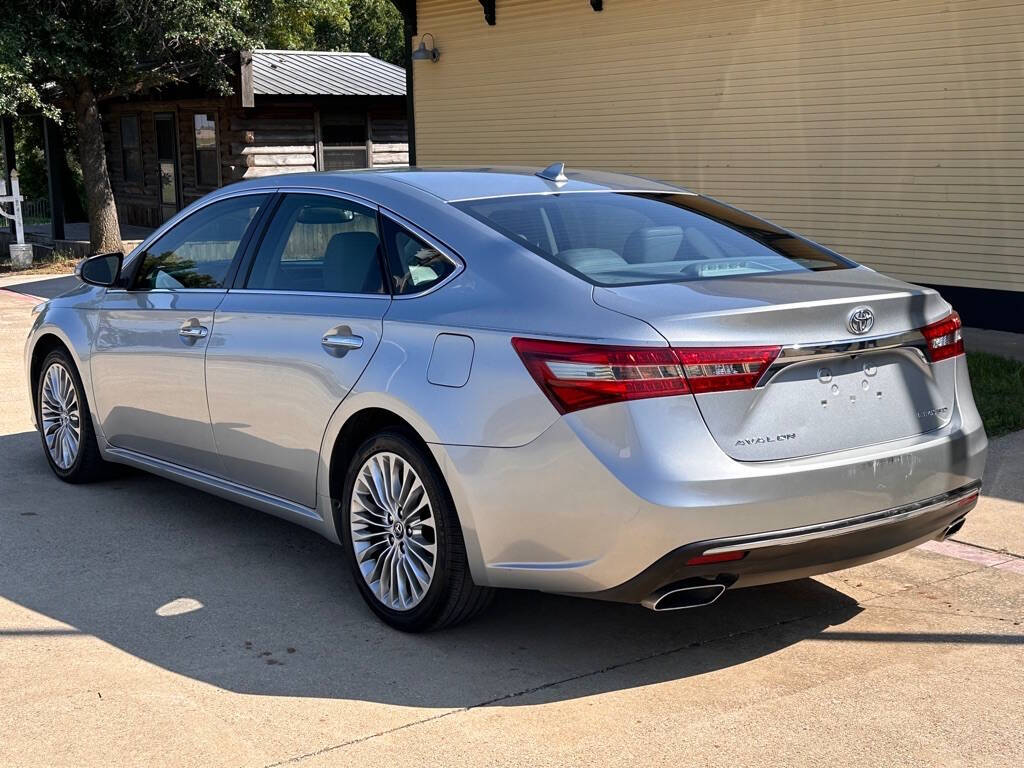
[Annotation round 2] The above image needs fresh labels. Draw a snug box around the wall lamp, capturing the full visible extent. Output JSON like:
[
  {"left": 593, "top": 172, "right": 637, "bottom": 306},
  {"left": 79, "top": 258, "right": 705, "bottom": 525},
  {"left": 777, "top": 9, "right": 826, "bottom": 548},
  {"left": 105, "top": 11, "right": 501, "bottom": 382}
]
[{"left": 411, "top": 33, "right": 441, "bottom": 63}]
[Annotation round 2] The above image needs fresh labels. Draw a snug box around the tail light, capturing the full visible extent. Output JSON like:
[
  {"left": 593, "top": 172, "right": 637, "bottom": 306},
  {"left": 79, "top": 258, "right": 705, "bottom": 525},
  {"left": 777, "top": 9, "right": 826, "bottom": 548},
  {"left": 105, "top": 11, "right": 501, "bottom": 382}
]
[
  {"left": 512, "top": 338, "right": 780, "bottom": 414},
  {"left": 921, "top": 311, "right": 964, "bottom": 362}
]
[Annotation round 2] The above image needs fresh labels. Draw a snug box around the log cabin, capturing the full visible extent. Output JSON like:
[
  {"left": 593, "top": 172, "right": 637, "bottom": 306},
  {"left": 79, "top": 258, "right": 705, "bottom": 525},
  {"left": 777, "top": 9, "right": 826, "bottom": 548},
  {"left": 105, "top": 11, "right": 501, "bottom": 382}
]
[{"left": 101, "top": 49, "right": 408, "bottom": 228}]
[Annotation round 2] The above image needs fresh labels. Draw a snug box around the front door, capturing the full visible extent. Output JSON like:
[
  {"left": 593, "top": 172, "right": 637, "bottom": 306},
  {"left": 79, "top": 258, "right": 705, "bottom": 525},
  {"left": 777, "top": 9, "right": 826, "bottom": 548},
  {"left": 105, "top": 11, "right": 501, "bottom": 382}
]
[
  {"left": 206, "top": 192, "right": 390, "bottom": 508},
  {"left": 91, "top": 193, "right": 270, "bottom": 475},
  {"left": 154, "top": 113, "right": 180, "bottom": 223}
]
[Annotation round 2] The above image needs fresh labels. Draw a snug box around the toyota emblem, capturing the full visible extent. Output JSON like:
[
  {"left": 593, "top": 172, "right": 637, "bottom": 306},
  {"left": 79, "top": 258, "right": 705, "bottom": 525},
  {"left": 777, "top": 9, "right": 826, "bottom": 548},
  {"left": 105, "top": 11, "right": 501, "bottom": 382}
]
[{"left": 847, "top": 306, "right": 874, "bottom": 335}]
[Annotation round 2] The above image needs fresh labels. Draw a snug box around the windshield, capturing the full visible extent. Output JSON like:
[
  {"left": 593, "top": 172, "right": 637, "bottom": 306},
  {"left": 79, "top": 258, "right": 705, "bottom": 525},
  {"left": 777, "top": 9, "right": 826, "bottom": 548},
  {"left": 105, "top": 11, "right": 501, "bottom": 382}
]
[{"left": 453, "top": 192, "right": 853, "bottom": 286}]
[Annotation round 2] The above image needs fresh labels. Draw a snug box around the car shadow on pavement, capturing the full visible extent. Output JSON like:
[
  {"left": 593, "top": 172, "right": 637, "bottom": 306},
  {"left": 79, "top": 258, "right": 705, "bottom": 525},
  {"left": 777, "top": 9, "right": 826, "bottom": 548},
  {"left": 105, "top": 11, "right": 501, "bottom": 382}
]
[{"left": 1, "top": 429, "right": 864, "bottom": 708}]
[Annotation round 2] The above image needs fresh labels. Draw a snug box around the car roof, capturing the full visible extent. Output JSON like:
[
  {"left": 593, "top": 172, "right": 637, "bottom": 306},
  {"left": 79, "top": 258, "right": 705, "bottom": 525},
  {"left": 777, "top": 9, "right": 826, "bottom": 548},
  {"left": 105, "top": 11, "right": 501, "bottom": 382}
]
[{"left": 223, "top": 165, "right": 692, "bottom": 203}]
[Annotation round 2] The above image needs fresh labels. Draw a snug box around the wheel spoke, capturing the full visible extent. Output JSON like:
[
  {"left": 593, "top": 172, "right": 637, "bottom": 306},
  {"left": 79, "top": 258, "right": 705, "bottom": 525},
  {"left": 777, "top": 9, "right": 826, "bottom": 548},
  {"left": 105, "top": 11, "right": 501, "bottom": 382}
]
[{"left": 40, "top": 363, "right": 81, "bottom": 471}]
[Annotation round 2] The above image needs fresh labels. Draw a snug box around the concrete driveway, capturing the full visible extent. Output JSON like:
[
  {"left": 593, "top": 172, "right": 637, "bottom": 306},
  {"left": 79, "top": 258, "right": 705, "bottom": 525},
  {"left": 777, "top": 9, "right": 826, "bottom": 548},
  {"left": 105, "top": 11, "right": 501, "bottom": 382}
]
[{"left": 1, "top": 289, "right": 1022, "bottom": 767}]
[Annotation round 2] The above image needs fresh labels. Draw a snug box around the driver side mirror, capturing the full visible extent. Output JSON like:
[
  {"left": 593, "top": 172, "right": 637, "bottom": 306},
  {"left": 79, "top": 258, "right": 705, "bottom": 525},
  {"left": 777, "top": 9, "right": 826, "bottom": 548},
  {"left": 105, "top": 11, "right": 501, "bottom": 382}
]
[{"left": 76, "top": 252, "right": 123, "bottom": 287}]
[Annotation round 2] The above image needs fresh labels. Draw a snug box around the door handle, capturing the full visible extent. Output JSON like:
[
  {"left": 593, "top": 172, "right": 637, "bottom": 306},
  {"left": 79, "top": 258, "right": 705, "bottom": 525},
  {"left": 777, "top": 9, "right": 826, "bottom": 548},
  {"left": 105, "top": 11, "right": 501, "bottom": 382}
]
[
  {"left": 321, "top": 332, "right": 363, "bottom": 351},
  {"left": 178, "top": 323, "right": 208, "bottom": 340}
]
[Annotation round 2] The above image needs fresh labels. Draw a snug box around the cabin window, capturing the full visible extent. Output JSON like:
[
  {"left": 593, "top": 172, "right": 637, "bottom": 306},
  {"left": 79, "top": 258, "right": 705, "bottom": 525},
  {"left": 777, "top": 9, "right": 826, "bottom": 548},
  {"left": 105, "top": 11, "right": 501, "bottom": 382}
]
[
  {"left": 119, "top": 115, "right": 143, "bottom": 185},
  {"left": 193, "top": 113, "right": 220, "bottom": 187},
  {"left": 321, "top": 116, "right": 368, "bottom": 170}
]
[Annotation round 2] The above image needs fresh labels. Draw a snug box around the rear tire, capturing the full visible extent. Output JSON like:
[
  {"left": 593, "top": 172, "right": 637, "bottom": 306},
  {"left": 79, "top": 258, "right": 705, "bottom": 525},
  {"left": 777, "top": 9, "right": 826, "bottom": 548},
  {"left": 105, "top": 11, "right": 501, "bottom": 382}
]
[
  {"left": 35, "top": 349, "right": 109, "bottom": 484},
  {"left": 341, "top": 430, "right": 494, "bottom": 631}
]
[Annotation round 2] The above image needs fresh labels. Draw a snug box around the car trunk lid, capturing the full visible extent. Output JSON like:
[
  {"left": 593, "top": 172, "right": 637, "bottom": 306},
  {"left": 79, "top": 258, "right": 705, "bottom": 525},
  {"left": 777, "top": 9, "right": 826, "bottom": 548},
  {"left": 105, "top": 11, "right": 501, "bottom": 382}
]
[{"left": 593, "top": 267, "right": 957, "bottom": 461}]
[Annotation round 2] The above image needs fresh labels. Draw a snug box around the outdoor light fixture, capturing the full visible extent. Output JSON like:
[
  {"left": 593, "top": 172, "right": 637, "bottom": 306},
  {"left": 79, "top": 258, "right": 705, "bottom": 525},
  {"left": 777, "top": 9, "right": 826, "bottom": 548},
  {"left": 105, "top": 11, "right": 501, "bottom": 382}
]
[{"left": 412, "top": 33, "right": 441, "bottom": 62}]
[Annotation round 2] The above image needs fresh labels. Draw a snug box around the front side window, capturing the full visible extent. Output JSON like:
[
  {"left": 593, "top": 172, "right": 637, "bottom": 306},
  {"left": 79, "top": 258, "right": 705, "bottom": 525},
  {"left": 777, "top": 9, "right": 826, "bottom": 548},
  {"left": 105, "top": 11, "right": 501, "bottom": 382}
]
[
  {"left": 245, "top": 194, "right": 384, "bottom": 294},
  {"left": 119, "top": 115, "right": 142, "bottom": 184},
  {"left": 193, "top": 113, "right": 219, "bottom": 187},
  {"left": 381, "top": 218, "right": 458, "bottom": 295},
  {"left": 132, "top": 194, "right": 268, "bottom": 290},
  {"left": 453, "top": 193, "right": 853, "bottom": 286}
]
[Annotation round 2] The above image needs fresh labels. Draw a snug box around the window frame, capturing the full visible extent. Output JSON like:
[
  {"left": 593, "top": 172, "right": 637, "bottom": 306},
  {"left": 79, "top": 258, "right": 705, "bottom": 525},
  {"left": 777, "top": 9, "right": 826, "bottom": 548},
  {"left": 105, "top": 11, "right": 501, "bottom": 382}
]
[
  {"left": 379, "top": 209, "right": 465, "bottom": 299},
  {"left": 192, "top": 111, "right": 221, "bottom": 189},
  {"left": 116, "top": 190, "right": 273, "bottom": 293},
  {"left": 119, "top": 113, "right": 143, "bottom": 186},
  {"left": 232, "top": 189, "right": 392, "bottom": 299}
]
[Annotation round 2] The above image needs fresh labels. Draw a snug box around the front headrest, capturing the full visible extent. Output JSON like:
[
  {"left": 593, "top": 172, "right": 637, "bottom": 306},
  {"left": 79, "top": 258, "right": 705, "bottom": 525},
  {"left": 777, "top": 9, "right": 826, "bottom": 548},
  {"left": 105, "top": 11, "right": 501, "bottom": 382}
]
[
  {"left": 324, "top": 231, "right": 383, "bottom": 294},
  {"left": 623, "top": 226, "right": 684, "bottom": 263}
]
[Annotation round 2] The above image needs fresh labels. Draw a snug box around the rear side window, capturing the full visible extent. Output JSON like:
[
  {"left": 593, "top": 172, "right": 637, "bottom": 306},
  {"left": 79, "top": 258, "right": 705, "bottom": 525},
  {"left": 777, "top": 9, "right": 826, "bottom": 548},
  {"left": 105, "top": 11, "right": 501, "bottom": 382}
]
[
  {"left": 245, "top": 194, "right": 385, "bottom": 294},
  {"left": 453, "top": 192, "right": 852, "bottom": 286},
  {"left": 132, "top": 194, "right": 268, "bottom": 290},
  {"left": 381, "top": 217, "right": 458, "bottom": 295}
]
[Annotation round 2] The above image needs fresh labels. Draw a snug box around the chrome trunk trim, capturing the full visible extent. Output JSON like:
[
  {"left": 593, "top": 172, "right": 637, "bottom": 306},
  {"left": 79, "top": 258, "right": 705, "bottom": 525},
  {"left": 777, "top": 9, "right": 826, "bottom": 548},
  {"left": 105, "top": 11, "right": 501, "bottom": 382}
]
[{"left": 756, "top": 328, "right": 930, "bottom": 388}]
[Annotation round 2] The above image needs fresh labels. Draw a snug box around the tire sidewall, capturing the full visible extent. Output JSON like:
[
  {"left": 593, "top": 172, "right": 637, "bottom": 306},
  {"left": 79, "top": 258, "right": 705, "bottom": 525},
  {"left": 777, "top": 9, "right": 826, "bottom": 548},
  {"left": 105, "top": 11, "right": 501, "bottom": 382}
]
[
  {"left": 36, "top": 350, "right": 88, "bottom": 480},
  {"left": 341, "top": 431, "right": 454, "bottom": 631}
]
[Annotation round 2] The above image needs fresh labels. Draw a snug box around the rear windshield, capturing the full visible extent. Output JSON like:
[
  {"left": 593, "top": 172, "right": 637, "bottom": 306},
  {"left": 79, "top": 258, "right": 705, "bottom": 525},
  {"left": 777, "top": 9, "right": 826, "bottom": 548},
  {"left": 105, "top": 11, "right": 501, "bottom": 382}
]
[{"left": 453, "top": 192, "right": 853, "bottom": 286}]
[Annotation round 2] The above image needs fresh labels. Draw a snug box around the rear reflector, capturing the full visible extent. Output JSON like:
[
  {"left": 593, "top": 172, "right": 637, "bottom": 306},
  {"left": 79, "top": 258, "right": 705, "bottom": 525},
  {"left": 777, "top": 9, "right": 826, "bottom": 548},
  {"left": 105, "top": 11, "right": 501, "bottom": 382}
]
[
  {"left": 685, "top": 550, "right": 748, "bottom": 566},
  {"left": 512, "top": 338, "right": 781, "bottom": 414},
  {"left": 921, "top": 311, "right": 964, "bottom": 362}
]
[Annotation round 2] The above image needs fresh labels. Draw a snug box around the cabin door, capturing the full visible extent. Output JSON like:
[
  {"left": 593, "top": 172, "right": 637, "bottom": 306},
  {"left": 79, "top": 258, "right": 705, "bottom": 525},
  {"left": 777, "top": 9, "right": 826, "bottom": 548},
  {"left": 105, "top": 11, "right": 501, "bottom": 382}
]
[{"left": 154, "top": 112, "right": 181, "bottom": 223}]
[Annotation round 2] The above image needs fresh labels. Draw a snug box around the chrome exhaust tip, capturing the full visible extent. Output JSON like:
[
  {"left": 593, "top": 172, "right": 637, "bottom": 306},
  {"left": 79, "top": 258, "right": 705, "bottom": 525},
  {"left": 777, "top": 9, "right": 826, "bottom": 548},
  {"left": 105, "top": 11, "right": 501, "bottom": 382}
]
[
  {"left": 939, "top": 515, "right": 967, "bottom": 541},
  {"left": 642, "top": 582, "right": 727, "bottom": 611}
]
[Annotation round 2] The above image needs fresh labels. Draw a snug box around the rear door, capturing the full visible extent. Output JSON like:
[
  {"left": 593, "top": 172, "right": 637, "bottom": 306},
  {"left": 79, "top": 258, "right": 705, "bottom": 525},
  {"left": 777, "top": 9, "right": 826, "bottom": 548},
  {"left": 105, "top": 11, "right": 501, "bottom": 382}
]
[
  {"left": 92, "top": 193, "right": 269, "bottom": 475},
  {"left": 205, "top": 192, "right": 390, "bottom": 508}
]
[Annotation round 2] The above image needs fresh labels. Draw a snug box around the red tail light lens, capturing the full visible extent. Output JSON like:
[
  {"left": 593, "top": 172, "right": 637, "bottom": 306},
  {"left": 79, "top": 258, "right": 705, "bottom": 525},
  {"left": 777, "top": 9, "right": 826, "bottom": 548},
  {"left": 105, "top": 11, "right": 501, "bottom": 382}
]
[
  {"left": 921, "top": 311, "right": 964, "bottom": 362},
  {"left": 685, "top": 550, "right": 748, "bottom": 566},
  {"left": 674, "top": 346, "right": 782, "bottom": 394},
  {"left": 512, "top": 338, "right": 781, "bottom": 414},
  {"left": 512, "top": 338, "right": 689, "bottom": 414}
]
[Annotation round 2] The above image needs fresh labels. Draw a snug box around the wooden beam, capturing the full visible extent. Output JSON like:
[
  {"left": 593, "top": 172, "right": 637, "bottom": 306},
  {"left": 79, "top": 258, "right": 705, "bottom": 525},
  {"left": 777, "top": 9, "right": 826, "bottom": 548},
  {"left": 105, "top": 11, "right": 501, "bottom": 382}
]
[
  {"left": 240, "top": 51, "right": 254, "bottom": 108},
  {"left": 42, "top": 118, "right": 65, "bottom": 241}
]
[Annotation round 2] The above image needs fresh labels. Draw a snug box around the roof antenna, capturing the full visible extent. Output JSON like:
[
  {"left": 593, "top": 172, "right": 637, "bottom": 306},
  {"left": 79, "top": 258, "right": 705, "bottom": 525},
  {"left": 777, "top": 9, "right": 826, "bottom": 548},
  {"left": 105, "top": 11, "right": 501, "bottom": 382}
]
[{"left": 536, "top": 162, "right": 568, "bottom": 183}]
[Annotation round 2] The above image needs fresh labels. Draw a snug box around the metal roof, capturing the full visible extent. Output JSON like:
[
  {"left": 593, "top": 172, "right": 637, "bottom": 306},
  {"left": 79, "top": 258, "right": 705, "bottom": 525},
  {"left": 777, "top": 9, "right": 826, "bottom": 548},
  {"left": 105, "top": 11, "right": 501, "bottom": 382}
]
[{"left": 251, "top": 49, "right": 406, "bottom": 97}]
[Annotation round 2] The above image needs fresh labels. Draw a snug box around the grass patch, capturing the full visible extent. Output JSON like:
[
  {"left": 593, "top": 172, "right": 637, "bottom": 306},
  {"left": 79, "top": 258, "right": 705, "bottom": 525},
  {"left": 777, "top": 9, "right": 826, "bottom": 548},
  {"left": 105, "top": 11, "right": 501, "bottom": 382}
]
[
  {"left": 967, "top": 351, "right": 1024, "bottom": 438},
  {"left": 0, "top": 249, "right": 79, "bottom": 276}
]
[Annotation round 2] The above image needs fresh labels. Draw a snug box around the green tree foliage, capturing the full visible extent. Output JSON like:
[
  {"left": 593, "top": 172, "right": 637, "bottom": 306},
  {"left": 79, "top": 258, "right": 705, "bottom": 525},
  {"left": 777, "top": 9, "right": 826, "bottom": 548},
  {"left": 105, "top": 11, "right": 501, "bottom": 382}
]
[
  {"left": 0, "top": 0, "right": 258, "bottom": 250},
  {"left": 248, "top": 0, "right": 404, "bottom": 65}
]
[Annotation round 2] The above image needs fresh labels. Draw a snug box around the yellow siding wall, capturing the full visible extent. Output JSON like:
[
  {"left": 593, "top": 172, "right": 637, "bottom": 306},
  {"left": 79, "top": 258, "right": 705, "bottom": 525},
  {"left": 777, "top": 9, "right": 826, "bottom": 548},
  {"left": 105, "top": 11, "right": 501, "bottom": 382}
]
[{"left": 412, "top": 0, "right": 1024, "bottom": 292}]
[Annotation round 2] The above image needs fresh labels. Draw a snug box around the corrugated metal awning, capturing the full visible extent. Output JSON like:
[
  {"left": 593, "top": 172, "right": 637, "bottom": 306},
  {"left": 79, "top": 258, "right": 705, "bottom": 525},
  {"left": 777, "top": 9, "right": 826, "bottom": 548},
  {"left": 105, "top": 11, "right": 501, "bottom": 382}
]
[{"left": 251, "top": 50, "right": 406, "bottom": 97}]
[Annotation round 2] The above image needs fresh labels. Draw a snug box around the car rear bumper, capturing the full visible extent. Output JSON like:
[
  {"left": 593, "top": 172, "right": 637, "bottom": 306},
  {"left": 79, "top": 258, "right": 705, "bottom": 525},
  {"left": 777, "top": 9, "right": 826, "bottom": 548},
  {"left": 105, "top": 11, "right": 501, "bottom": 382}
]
[
  {"left": 433, "top": 357, "right": 987, "bottom": 597},
  {"left": 580, "top": 481, "right": 981, "bottom": 604}
]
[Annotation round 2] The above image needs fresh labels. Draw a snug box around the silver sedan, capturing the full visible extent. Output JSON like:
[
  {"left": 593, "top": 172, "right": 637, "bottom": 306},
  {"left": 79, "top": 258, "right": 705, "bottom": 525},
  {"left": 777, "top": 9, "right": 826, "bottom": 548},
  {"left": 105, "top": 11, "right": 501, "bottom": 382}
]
[{"left": 24, "top": 166, "right": 987, "bottom": 630}]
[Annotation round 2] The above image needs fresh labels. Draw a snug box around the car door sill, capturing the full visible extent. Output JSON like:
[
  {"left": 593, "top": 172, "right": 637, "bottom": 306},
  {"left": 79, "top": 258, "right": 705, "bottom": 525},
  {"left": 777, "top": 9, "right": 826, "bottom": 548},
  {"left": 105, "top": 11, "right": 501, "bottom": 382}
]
[{"left": 104, "top": 446, "right": 323, "bottom": 526}]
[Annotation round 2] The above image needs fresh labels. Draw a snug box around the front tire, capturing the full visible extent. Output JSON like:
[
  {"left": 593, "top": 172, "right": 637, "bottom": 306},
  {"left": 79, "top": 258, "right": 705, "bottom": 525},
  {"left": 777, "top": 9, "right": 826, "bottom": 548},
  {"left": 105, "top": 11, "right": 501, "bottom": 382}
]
[
  {"left": 341, "top": 430, "right": 493, "bottom": 631},
  {"left": 35, "top": 349, "right": 109, "bottom": 483}
]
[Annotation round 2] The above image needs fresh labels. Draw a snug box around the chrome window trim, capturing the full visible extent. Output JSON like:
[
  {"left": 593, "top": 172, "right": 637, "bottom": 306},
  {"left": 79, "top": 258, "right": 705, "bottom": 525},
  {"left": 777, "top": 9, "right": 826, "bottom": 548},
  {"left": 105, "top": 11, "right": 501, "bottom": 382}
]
[
  {"left": 379, "top": 207, "right": 466, "bottom": 300},
  {"left": 229, "top": 289, "right": 391, "bottom": 300},
  {"left": 701, "top": 481, "right": 981, "bottom": 555},
  {"left": 756, "top": 328, "right": 931, "bottom": 388}
]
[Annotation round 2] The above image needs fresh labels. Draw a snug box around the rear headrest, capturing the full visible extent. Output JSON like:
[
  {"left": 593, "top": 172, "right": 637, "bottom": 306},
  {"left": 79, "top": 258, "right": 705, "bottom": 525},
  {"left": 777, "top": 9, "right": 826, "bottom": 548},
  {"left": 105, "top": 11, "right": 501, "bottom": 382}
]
[
  {"left": 623, "top": 226, "right": 684, "bottom": 264},
  {"left": 558, "top": 248, "right": 628, "bottom": 273},
  {"left": 324, "top": 231, "right": 383, "bottom": 294}
]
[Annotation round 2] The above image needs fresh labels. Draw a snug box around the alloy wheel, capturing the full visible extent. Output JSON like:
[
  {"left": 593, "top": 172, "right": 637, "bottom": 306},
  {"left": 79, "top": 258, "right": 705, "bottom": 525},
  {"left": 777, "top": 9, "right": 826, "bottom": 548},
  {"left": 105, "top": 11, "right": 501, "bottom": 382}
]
[
  {"left": 40, "top": 362, "right": 81, "bottom": 470},
  {"left": 349, "top": 451, "right": 438, "bottom": 610}
]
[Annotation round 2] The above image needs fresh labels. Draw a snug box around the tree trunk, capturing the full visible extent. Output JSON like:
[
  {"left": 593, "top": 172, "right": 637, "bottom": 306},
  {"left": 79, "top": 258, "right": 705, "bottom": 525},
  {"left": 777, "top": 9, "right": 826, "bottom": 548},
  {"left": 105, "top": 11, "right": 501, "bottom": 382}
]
[{"left": 72, "top": 78, "right": 122, "bottom": 253}]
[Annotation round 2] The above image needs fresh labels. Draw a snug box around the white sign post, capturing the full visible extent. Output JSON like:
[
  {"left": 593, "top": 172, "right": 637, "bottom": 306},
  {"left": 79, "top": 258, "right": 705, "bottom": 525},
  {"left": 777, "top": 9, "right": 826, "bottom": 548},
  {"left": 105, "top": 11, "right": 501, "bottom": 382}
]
[{"left": 0, "top": 170, "right": 32, "bottom": 267}]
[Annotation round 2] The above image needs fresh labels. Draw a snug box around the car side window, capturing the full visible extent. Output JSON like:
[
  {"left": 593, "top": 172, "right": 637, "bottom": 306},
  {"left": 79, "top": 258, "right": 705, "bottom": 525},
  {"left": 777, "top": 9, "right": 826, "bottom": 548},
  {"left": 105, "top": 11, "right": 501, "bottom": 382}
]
[
  {"left": 245, "top": 194, "right": 385, "bottom": 294},
  {"left": 131, "top": 194, "right": 268, "bottom": 290},
  {"left": 381, "top": 217, "right": 458, "bottom": 295}
]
